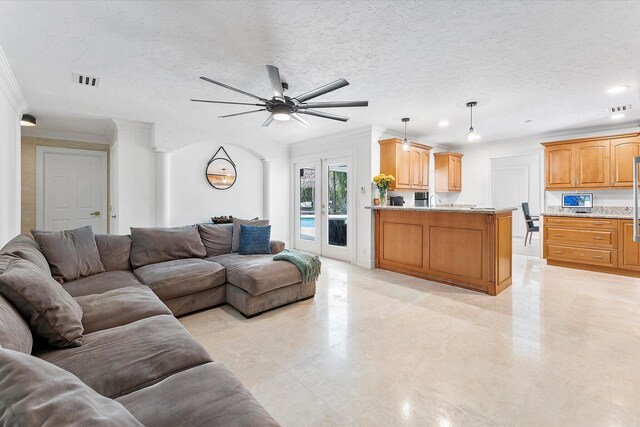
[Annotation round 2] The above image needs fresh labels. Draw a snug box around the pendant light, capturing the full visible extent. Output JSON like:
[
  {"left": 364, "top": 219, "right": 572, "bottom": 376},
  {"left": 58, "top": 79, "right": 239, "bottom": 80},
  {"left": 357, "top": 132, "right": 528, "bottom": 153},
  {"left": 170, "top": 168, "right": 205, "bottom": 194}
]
[
  {"left": 466, "top": 102, "right": 480, "bottom": 142},
  {"left": 401, "top": 117, "right": 410, "bottom": 151}
]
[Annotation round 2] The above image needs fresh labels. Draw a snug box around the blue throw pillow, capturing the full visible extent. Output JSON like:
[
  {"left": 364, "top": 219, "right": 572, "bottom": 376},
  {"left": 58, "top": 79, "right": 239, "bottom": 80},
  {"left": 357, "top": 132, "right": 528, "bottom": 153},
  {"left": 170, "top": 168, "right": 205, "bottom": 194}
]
[{"left": 238, "top": 225, "right": 272, "bottom": 255}]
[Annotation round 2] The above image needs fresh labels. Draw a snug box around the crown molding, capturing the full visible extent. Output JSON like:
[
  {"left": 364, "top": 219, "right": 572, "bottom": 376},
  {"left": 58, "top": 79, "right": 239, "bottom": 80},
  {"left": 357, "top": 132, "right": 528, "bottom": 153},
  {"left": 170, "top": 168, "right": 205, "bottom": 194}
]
[
  {"left": 289, "top": 125, "right": 373, "bottom": 149},
  {"left": 0, "top": 45, "right": 28, "bottom": 115},
  {"left": 21, "top": 127, "right": 109, "bottom": 144}
]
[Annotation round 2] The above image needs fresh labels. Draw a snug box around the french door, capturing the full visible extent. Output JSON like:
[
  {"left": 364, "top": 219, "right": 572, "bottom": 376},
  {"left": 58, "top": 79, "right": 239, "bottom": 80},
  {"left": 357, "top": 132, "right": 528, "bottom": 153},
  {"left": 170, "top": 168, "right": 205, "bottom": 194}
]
[{"left": 294, "top": 156, "right": 352, "bottom": 262}]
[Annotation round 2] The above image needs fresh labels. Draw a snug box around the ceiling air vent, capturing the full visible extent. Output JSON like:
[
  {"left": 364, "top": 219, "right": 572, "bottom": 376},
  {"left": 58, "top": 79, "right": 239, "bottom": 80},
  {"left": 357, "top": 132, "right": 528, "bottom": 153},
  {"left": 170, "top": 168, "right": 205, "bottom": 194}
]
[
  {"left": 609, "top": 104, "right": 632, "bottom": 114},
  {"left": 72, "top": 72, "right": 101, "bottom": 87}
]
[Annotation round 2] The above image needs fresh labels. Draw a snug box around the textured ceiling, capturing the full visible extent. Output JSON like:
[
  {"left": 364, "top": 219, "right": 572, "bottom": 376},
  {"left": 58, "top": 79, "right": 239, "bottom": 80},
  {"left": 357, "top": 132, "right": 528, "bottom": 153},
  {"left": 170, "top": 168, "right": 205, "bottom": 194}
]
[{"left": 1, "top": 0, "right": 639, "bottom": 150}]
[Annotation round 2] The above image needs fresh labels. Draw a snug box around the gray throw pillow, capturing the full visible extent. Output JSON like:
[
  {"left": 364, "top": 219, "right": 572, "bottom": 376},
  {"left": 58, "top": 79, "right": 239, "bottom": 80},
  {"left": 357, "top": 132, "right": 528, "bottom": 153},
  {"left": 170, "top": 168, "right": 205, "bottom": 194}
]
[
  {"left": 232, "top": 217, "right": 269, "bottom": 252},
  {"left": 0, "top": 348, "right": 143, "bottom": 426},
  {"left": 95, "top": 234, "right": 132, "bottom": 271},
  {"left": 198, "top": 223, "right": 233, "bottom": 256},
  {"left": 0, "top": 233, "right": 52, "bottom": 276},
  {"left": 32, "top": 225, "right": 105, "bottom": 283},
  {"left": 0, "top": 291, "right": 33, "bottom": 354},
  {"left": 130, "top": 225, "right": 207, "bottom": 269},
  {"left": 0, "top": 258, "right": 84, "bottom": 348}
]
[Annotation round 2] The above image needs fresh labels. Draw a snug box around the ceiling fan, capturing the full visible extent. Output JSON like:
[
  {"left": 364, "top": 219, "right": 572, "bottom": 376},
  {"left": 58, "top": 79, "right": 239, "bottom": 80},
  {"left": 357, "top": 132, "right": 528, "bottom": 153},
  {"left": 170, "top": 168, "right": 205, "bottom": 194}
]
[{"left": 191, "top": 65, "right": 368, "bottom": 127}]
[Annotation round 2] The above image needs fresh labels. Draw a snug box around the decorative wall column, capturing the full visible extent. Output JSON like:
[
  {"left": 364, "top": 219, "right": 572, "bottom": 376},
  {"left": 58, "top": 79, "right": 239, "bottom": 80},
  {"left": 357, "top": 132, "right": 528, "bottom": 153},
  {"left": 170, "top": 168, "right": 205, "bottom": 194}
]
[
  {"left": 262, "top": 159, "right": 271, "bottom": 220},
  {"left": 155, "top": 149, "right": 172, "bottom": 227}
]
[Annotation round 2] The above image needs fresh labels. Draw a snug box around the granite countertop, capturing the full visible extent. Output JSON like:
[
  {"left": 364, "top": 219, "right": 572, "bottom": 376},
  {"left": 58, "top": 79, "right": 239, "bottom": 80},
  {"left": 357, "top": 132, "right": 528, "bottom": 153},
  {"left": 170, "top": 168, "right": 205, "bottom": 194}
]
[
  {"left": 542, "top": 206, "right": 634, "bottom": 220},
  {"left": 542, "top": 211, "right": 634, "bottom": 219},
  {"left": 366, "top": 206, "right": 517, "bottom": 214}
]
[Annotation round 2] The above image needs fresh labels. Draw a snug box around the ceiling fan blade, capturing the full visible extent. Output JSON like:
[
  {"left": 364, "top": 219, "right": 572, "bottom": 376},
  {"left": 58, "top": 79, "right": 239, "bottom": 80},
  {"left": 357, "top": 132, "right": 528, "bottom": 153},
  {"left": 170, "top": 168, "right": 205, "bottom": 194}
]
[
  {"left": 266, "top": 65, "right": 285, "bottom": 101},
  {"left": 297, "top": 101, "right": 369, "bottom": 109},
  {"left": 291, "top": 113, "right": 311, "bottom": 128},
  {"left": 298, "top": 109, "right": 349, "bottom": 122},
  {"left": 261, "top": 115, "right": 274, "bottom": 127},
  {"left": 190, "top": 99, "right": 265, "bottom": 106},
  {"left": 218, "top": 108, "right": 266, "bottom": 118},
  {"left": 200, "top": 76, "right": 267, "bottom": 102},
  {"left": 293, "top": 78, "right": 349, "bottom": 103}
]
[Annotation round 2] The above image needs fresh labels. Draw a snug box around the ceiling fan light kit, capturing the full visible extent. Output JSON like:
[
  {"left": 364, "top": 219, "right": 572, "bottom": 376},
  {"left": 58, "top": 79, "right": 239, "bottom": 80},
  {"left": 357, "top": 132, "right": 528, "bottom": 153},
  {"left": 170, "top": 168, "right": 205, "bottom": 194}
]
[{"left": 192, "top": 65, "right": 369, "bottom": 127}]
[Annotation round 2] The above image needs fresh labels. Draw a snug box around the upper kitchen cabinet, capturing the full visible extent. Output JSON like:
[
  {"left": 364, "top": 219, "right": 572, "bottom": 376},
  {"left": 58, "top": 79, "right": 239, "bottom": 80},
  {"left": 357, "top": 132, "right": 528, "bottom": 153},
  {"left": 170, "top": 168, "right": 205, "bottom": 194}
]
[
  {"left": 574, "top": 140, "right": 610, "bottom": 188},
  {"left": 612, "top": 136, "right": 640, "bottom": 187},
  {"left": 434, "top": 153, "right": 463, "bottom": 192},
  {"left": 379, "top": 138, "right": 432, "bottom": 190},
  {"left": 542, "top": 133, "right": 640, "bottom": 190}
]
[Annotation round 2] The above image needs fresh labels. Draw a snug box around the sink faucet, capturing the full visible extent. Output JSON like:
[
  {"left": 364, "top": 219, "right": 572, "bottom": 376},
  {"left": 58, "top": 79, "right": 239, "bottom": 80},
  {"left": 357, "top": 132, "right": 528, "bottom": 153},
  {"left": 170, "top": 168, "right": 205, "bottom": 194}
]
[{"left": 430, "top": 194, "right": 441, "bottom": 207}]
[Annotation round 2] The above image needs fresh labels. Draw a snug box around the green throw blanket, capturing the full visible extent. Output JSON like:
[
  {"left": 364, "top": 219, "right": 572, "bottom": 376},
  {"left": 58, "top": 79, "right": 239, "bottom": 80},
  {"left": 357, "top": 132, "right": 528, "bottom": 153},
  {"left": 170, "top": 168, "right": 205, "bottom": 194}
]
[{"left": 273, "top": 249, "right": 321, "bottom": 285}]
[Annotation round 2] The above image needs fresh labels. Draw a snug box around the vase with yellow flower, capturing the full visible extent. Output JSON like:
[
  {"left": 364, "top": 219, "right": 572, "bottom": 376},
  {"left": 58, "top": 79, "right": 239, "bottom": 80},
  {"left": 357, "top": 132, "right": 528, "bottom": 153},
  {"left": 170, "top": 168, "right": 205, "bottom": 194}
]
[{"left": 372, "top": 174, "right": 395, "bottom": 206}]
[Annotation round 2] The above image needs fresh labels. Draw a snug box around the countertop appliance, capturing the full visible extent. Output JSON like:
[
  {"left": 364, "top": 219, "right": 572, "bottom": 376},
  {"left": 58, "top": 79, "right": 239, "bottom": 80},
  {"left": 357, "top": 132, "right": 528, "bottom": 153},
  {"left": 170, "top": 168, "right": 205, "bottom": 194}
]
[
  {"left": 415, "top": 192, "right": 429, "bottom": 207},
  {"left": 389, "top": 196, "right": 405, "bottom": 206},
  {"left": 562, "top": 193, "right": 593, "bottom": 213}
]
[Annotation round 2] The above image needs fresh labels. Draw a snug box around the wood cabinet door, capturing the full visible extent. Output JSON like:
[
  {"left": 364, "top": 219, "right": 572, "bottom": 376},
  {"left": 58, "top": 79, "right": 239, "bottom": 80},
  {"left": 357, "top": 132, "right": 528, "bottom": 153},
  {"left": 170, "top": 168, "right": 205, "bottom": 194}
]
[
  {"left": 545, "top": 144, "right": 574, "bottom": 189},
  {"left": 611, "top": 137, "right": 640, "bottom": 187},
  {"left": 448, "top": 156, "right": 457, "bottom": 190},
  {"left": 454, "top": 156, "right": 462, "bottom": 190},
  {"left": 410, "top": 147, "right": 422, "bottom": 188},
  {"left": 420, "top": 150, "right": 430, "bottom": 189},
  {"left": 395, "top": 143, "right": 411, "bottom": 189},
  {"left": 619, "top": 220, "right": 640, "bottom": 271},
  {"left": 575, "top": 140, "right": 611, "bottom": 188}
]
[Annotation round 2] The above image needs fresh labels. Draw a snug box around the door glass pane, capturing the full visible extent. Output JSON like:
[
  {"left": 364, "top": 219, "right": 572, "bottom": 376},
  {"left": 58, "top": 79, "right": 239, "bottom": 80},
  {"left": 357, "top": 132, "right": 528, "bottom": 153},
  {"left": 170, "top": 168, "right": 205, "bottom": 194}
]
[
  {"left": 299, "top": 167, "right": 316, "bottom": 241},
  {"left": 327, "top": 163, "right": 348, "bottom": 247}
]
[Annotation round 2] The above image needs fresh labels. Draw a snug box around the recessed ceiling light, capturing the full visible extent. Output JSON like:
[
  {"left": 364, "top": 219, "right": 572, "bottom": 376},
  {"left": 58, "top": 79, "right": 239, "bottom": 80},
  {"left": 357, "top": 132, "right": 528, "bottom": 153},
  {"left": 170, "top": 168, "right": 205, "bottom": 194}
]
[
  {"left": 611, "top": 113, "right": 625, "bottom": 120},
  {"left": 438, "top": 120, "right": 449, "bottom": 127},
  {"left": 522, "top": 119, "right": 533, "bottom": 123},
  {"left": 606, "top": 86, "right": 629, "bottom": 94}
]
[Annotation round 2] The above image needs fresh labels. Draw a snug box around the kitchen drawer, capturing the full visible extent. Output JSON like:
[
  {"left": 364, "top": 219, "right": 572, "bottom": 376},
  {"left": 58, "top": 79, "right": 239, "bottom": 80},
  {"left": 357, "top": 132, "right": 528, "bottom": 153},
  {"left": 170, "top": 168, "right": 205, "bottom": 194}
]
[
  {"left": 544, "top": 226, "right": 616, "bottom": 248},
  {"left": 544, "top": 217, "right": 617, "bottom": 229},
  {"left": 546, "top": 244, "right": 617, "bottom": 267}
]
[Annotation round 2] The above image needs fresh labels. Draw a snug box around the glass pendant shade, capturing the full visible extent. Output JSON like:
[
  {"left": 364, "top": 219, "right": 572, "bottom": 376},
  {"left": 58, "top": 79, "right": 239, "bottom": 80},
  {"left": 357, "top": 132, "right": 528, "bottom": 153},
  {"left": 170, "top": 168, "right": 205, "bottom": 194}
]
[{"left": 402, "top": 138, "right": 409, "bottom": 151}]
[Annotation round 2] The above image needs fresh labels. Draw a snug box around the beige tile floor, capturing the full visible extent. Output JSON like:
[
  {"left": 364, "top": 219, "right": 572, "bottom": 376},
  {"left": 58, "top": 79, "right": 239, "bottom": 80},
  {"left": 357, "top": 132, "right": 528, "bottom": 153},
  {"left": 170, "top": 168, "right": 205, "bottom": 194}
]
[{"left": 179, "top": 255, "right": 640, "bottom": 426}]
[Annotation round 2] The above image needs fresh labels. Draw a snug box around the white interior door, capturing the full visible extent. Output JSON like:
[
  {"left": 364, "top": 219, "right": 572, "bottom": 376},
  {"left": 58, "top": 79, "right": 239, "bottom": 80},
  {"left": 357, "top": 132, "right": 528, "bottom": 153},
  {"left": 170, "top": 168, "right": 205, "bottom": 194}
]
[
  {"left": 491, "top": 164, "right": 529, "bottom": 237},
  {"left": 37, "top": 147, "right": 108, "bottom": 233},
  {"left": 293, "top": 156, "right": 352, "bottom": 262}
]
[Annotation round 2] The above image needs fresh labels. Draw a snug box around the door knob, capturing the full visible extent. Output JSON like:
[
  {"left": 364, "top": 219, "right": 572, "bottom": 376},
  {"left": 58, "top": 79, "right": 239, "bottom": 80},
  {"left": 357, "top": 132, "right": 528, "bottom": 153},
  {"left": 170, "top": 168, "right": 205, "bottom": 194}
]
[{"left": 90, "top": 211, "right": 100, "bottom": 216}]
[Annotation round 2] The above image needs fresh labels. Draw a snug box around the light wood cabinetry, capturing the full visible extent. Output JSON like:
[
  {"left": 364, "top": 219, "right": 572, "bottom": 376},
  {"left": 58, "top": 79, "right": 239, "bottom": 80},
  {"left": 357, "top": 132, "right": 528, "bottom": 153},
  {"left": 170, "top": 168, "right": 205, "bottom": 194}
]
[
  {"left": 543, "top": 216, "right": 640, "bottom": 277},
  {"left": 374, "top": 209, "right": 513, "bottom": 295},
  {"left": 542, "top": 133, "right": 640, "bottom": 190},
  {"left": 612, "top": 138, "right": 640, "bottom": 187},
  {"left": 434, "top": 153, "right": 463, "bottom": 192},
  {"left": 379, "top": 138, "right": 431, "bottom": 190}
]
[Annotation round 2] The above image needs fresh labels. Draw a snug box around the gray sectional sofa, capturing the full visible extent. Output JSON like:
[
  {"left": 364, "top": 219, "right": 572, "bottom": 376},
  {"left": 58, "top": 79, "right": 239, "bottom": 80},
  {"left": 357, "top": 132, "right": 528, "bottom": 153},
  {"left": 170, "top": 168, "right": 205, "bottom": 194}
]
[{"left": 0, "top": 222, "right": 318, "bottom": 426}]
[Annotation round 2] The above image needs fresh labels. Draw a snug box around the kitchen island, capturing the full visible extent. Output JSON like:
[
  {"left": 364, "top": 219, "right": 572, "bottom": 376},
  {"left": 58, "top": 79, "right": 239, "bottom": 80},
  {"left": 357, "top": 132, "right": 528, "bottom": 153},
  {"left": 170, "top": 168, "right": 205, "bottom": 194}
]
[{"left": 368, "top": 206, "right": 516, "bottom": 295}]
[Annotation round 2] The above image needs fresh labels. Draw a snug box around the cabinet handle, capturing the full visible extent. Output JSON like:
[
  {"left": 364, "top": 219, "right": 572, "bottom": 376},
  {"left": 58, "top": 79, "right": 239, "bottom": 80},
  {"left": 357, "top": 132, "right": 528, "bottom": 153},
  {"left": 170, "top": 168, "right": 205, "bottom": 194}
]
[
  {"left": 592, "top": 222, "right": 605, "bottom": 225},
  {"left": 593, "top": 237, "right": 604, "bottom": 240},
  {"left": 554, "top": 251, "right": 564, "bottom": 254},
  {"left": 592, "top": 255, "right": 604, "bottom": 259},
  {"left": 553, "top": 234, "right": 563, "bottom": 237}
]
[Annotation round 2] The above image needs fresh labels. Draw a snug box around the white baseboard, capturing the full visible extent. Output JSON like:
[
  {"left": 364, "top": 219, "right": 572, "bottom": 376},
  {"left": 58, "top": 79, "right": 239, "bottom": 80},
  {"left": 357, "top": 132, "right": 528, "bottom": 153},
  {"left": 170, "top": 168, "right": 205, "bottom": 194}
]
[{"left": 356, "top": 257, "right": 374, "bottom": 269}]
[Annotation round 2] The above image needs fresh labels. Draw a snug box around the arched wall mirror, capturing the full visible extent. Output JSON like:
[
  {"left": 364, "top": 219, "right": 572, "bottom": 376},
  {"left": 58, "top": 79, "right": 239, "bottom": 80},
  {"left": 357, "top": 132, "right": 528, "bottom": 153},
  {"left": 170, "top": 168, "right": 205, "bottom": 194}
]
[{"left": 206, "top": 146, "right": 237, "bottom": 190}]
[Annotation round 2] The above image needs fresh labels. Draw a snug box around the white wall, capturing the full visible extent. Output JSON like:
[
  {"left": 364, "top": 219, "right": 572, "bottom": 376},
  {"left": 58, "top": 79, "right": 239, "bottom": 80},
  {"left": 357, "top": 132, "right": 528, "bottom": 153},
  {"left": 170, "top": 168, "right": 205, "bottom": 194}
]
[
  {"left": 0, "top": 45, "right": 26, "bottom": 245},
  {"left": 170, "top": 143, "right": 264, "bottom": 226},
  {"left": 110, "top": 120, "right": 156, "bottom": 234}
]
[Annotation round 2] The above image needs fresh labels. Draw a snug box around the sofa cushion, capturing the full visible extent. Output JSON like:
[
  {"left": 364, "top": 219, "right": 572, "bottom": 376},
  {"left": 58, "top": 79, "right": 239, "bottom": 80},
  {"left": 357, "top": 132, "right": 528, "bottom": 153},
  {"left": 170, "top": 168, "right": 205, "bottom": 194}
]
[
  {"left": 0, "top": 292, "right": 33, "bottom": 354},
  {"left": 36, "top": 315, "right": 213, "bottom": 399},
  {"left": 95, "top": 234, "right": 132, "bottom": 271},
  {"left": 198, "top": 223, "right": 233, "bottom": 256},
  {"left": 239, "top": 225, "right": 272, "bottom": 255},
  {"left": 232, "top": 217, "right": 269, "bottom": 252},
  {"left": 0, "top": 233, "right": 51, "bottom": 275},
  {"left": 130, "top": 225, "right": 207, "bottom": 268},
  {"left": 134, "top": 258, "right": 226, "bottom": 300},
  {"left": 32, "top": 225, "right": 105, "bottom": 282},
  {"left": 0, "top": 348, "right": 143, "bottom": 427},
  {"left": 208, "top": 253, "right": 301, "bottom": 296},
  {"left": 62, "top": 270, "right": 144, "bottom": 298},
  {"left": 75, "top": 287, "right": 172, "bottom": 334},
  {"left": 0, "top": 258, "right": 84, "bottom": 348},
  {"left": 117, "top": 362, "right": 279, "bottom": 427}
]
